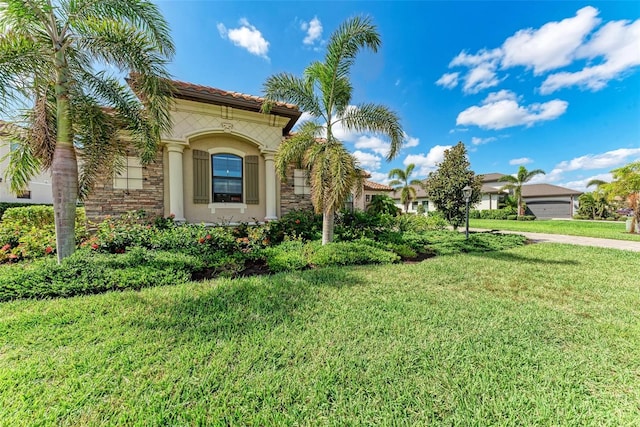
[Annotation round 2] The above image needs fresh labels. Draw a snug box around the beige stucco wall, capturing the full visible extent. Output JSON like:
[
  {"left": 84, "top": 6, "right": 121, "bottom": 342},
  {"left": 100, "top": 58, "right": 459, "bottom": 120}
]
[{"left": 162, "top": 99, "right": 292, "bottom": 223}]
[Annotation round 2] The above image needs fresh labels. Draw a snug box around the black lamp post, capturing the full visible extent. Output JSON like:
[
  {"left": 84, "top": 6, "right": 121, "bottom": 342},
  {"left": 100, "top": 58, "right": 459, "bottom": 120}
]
[{"left": 463, "top": 185, "right": 472, "bottom": 239}]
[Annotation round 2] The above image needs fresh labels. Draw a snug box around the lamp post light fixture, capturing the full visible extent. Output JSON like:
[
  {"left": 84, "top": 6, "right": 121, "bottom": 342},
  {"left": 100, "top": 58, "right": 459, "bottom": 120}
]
[{"left": 463, "top": 185, "right": 472, "bottom": 240}]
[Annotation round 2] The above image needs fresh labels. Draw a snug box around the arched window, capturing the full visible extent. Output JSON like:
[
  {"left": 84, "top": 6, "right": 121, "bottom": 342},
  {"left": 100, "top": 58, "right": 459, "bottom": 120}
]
[{"left": 212, "top": 153, "right": 243, "bottom": 203}]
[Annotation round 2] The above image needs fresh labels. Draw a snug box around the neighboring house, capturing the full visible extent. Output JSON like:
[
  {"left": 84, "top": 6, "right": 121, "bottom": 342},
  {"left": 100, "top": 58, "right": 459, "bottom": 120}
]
[
  {"left": 0, "top": 122, "right": 53, "bottom": 205},
  {"left": 479, "top": 173, "right": 582, "bottom": 219},
  {"left": 349, "top": 177, "right": 394, "bottom": 211},
  {"left": 390, "top": 184, "right": 434, "bottom": 214},
  {"left": 388, "top": 173, "right": 581, "bottom": 219}
]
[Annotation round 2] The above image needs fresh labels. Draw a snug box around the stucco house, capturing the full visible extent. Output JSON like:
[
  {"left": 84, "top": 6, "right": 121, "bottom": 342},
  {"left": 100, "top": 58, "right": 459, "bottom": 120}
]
[
  {"left": 388, "top": 172, "right": 581, "bottom": 219},
  {"left": 350, "top": 177, "right": 394, "bottom": 211},
  {"left": 0, "top": 122, "right": 54, "bottom": 205},
  {"left": 479, "top": 173, "right": 582, "bottom": 219}
]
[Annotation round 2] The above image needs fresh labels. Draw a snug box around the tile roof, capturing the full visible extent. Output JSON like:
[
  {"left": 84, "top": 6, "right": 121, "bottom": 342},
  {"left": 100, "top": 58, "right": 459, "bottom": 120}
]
[
  {"left": 480, "top": 173, "right": 506, "bottom": 182},
  {"left": 364, "top": 180, "right": 393, "bottom": 191},
  {"left": 521, "top": 184, "right": 582, "bottom": 197},
  {"left": 482, "top": 183, "right": 506, "bottom": 194},
  {"left": 168, "top": 78, "right": 299, "bottom": 111}
]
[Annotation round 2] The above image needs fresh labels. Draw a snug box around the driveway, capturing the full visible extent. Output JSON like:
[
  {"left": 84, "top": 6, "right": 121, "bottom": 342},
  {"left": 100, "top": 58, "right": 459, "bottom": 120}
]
[{"left": 471, "top": 229, "right": 640, "bottom": 252}]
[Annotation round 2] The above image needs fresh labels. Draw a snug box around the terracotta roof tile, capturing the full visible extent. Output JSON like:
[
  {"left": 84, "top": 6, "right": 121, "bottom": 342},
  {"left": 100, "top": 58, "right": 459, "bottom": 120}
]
[
  {"left": 169, "top": 78, "right": 299, "bottom": 111},
  {"left": 364, "top": 180, "right": 393, "bottom": 191}
]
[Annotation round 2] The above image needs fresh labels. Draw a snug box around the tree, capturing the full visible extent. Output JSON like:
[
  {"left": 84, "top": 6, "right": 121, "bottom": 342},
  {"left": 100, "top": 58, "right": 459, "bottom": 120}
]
[
  {"left": 388, "top": 163, "right": 422, "bottom": 213},
  {"left": 602, "top": 161, "right": 640, "bottom": 232},
  {"left": 425, "top": 142, "right": 481, "bottom": 229},
  {"left": 0, "top": 0, "right": 174, "bottom": 261},
  {"left": 262, "top": 16, "right": 403, "bottom": 244},
  {"left": 366, "top": 194, "right": 399, "bottom": 216},
  {"left": 498, "top": 166, "right": 546, "bottom": 216}
]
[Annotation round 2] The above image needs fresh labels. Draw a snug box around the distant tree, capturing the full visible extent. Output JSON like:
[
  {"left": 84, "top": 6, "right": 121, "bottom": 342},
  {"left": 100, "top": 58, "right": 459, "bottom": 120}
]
[
  {"left": 426, "top": 142, "right": 481, "bottom": 229},
  {"left": 577, "top": 192, "right": 608, "bottom": 219},
  {"left": 388, "top": 163, "right": 422, "bottom": 213},
  {"left": 601, "top": 161, "right": 640, "bottom": 232},
  {"left": 498, "top": 166, "right": 546, "bottom": 216},
  {"left": 366, "top": 194, "right": 399, "bottom": 216},
  {"left": 262, "top": 16, "right": 404, "bottom": 244},
  {"left": 500, "top": 194, "right": 518, "bottom": 214}
]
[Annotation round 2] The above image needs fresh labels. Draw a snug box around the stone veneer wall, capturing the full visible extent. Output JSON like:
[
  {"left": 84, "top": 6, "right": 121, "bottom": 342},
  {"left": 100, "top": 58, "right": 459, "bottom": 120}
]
[
  {"left": 84, "top": 150, "right": 164, "bottom": 222},
  {"left": 280, "top": 165, "right": 314, "bottom": 216}
]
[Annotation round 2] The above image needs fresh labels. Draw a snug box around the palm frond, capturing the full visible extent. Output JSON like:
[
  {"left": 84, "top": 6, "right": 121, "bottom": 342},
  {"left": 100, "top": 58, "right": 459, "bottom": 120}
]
[
  {"left": 0, "top": 124, "right": 41, "bottom": 194},
  {"left": 338, "top": 103, "right": 403, "bottom": 160},
  {"left": 274, "top": 121, "right": 322, "bottom": 179},
  {"left": 324, "top": 16, "right": 380, "bottom": 81},
  {"left": 262, "top": 72, "right": 321, "bottom": 117}
]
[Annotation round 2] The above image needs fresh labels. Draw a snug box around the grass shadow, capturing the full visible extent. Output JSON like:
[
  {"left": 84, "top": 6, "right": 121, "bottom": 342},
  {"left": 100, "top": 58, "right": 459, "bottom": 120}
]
[
  {"left": 469, "top": 248, "right": 581, "bottom": 265},
  {"left": 132, "top": 267, "right": 365, "bottom": 340}
]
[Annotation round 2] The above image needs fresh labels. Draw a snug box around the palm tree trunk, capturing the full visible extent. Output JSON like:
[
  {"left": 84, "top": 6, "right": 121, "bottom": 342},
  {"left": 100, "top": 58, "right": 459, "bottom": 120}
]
[
  {"left": 322, "top": 207, "right": 335, "bottom": 245},
  {"left": 53, "top": 51, "right": 78, "bottom": 262}
]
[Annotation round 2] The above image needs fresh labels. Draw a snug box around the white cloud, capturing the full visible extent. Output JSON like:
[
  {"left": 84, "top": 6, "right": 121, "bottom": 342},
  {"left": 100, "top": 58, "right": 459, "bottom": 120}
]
[
  {"left": 368, "top": 171, "right": 391, "bottom": 185},
  {"left": 395, "top": 79, "right": 401, "bottom": 86},
  {"left": 471, "top": 136, "right": 497, "bottom": 146},
  {"left": 501, "top": 6, "right": 601, "bottom": 74},
  {"left": 554, "top": 148, "right": 640, "bottom": 171},
  {"left": 404, "top": 133, "right": 420, "bottom": 148},
  {"left": 509, "top": 157, "right": 532, "bottom": 165},
  {"left": 562, "top": 173, "right": 612, "bottom": 192},
  {"left": 449, "top": 49, "right": 502, "bottom": 68},
  {"left": 217, "top": 19, "right": 270, "bottom": 59},
  {"left": 435, "top": 72, "right": 459, "bottom": 89},
  {"left": 463, "top": 64, "right": 500, "bottom": 93},
  {"left": 456, "top": 90, "right": 568, "bottom": 130},
  {"left": 352, "top": 150, "right": 382, "bottom": 171},
  {"left": 540, "top": 18, "right": 640, "bottom": 94},
  {"left": 301, "top": 17, "right": 323, "bottom": 45},
  {"left": 404, "top": 145, "right": 451, "bottom": 177},
  {"left": 354, "top": 135, "right": 390, "bottom": 156}
]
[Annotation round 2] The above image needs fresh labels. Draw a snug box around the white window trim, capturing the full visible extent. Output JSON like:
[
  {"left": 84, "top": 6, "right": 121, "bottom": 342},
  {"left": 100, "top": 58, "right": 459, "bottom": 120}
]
[{"left": 207, "top": 147, "right": 247, "bottom": 211}]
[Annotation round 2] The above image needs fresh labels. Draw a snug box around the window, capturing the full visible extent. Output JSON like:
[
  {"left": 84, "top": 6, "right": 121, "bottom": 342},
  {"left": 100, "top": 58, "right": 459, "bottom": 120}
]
[
  {"left": 422, "top": 201, "right": 429, "bottom": 210},
  {"left": 412, "top": 201, "right": 418, "bottom": 210},
  {"left": 113, "top": 156, "right": 143, "bottom": 190},
  {"left": 212, "top": 153, "right": 243, "bottom": 203},
  {"left": 17, "top": 190, "right": 31, "bottom": 199},
  {"left": 365, "top": 194, "right": 371, "bottom": 203},
  {"left": 294, "top": 169, "right": 311, "bottom": 195}
]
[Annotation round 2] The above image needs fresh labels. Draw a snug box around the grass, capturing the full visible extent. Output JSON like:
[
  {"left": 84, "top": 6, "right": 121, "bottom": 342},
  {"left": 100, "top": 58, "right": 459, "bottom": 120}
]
[
  {"left": 470, "top": 218, "right": 640, "bottom": 241},
  {"left": 1, "top": 244, "right": 639, "bottom": 425}
]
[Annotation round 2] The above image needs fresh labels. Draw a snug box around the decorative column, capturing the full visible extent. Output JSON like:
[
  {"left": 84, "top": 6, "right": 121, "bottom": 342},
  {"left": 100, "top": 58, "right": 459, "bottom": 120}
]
[
  {"left": 166, "top": 143, "right": 185, "bottom": 221},
  {"left": 263, "top": 152, "right": 277, "bottom": 221}
]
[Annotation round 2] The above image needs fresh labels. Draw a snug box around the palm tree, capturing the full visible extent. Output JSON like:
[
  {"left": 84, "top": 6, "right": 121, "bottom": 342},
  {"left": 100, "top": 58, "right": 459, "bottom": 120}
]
[
  {"left": 388, "top": 163, "right": 422, "bottom": 213},
  {"left": 367, "top": 194, "right": 399, "bottom": 216},
  {"left": 262, "top": 16, "right": 404, "bottom": 244},
  {"left": 0, "top": 0, "right": 174, "bottom": 261},
  {"left": 498, "top": 166, "right": 545, "bottom": 216}
]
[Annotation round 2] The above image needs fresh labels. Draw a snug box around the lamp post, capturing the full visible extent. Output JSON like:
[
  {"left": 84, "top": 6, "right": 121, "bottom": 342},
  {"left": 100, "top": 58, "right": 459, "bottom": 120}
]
[{"left": 463, "top": 185, "right": 472, "bottom": 240}]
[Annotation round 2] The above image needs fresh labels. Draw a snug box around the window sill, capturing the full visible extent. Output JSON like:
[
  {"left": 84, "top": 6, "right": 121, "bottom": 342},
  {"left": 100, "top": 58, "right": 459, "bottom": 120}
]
[{"left": 208, "top": 203, "right": 247, "bottom": 214}]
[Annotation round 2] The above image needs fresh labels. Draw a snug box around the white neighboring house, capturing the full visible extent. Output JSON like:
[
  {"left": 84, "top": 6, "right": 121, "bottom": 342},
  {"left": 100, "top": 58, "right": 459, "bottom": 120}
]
[
  {"left": 390, "top": 185, "right": 435, "bottom": 214},
  {"left": 0, "top": 122, "right": 53, "bottom": 205}
]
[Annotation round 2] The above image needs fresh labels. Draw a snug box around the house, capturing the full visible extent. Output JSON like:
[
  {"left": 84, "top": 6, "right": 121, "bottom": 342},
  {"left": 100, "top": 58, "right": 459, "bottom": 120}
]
[
  {"left": 388, "top": 173, "right": 582, "bottom": 219},
  {"left": 0, "top": 122, "right": 54, "bottom": 205},
  {"left": 84, "top": 78, "right": 316, "bottom": 223},
  {"left": 350, "top": 176, "right": 394, "bottom": 211},
  {"left": 479, "top": 173, "right": 582, "bottom": 219}
]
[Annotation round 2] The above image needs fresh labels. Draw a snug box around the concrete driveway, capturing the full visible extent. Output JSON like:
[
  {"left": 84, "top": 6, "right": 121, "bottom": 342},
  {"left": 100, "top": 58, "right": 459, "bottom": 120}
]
[{"left": 471, "top": 229, "right": 640, "bottom": 252}]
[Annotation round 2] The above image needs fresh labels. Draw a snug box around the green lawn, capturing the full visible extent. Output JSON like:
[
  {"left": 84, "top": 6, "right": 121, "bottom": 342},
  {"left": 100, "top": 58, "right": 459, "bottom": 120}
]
[
  {"left": 470, "top": 218, "right": 640, "bottom": 241},
  {"left": 1, "top": 244, "right": 639, "bottom": 425}
]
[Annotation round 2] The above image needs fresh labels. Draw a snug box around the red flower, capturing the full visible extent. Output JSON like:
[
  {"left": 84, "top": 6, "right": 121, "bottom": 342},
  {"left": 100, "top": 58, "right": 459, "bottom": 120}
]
[
  {"left": 198, "top": 238, "right": 205, "bottom": 244},
  {"left": 295, "top": 219, "right": 301, "bottom": 224},
  {"left": 8, "top": 254, "right": 17, "bottom": 259},
  {"left": 91, "top": 243, "right": 99, "bottom": 250},
  {"left": 1, "top": 244, "right": 10, "bottom": 252},
  {"left": 44, "top": 246, "right": 53, "bottom": 254},
  {"left": 205, "top": 234, "right": 211, "bottom": 240}
]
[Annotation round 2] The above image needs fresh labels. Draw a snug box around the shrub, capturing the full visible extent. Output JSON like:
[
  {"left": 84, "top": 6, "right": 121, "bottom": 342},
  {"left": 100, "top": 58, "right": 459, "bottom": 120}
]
[
  {"left": 507, "top": 215, "right": 518, "bottom": 221},
  {"left": 263, "top": 241, "right": 308, "bottom": 272},
  {"left": 0, "top": 247, "right": 201, "bottom": 301},
  {"left": 0, "top": 206, "right": 87, "bottom": 262},
  {"left": 265, "top": 209, "right": 322, "bottom": 243},
  {"left": 517, "top": 215, "right": 536, "bottom": 221},
  {"left": 309, "top": 240, "right": 399, "bottom": 267}
]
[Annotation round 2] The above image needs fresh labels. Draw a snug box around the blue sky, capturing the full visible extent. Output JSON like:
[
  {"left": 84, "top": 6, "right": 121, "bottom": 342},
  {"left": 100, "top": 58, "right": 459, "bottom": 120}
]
[{"left": 157, "top": 1, "right": 639, "bottom": 191}]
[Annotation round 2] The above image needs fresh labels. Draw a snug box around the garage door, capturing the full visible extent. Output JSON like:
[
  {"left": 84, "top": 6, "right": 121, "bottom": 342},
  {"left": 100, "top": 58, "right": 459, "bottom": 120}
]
[{"left": 526, "top": 201, "right": 571, "bottom": 219}]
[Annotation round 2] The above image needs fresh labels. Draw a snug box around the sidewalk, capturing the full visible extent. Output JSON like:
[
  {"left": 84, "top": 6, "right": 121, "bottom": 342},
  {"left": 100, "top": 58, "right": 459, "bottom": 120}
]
[{"left": 471, "top": 228, "right": 640, "bottom": 252}]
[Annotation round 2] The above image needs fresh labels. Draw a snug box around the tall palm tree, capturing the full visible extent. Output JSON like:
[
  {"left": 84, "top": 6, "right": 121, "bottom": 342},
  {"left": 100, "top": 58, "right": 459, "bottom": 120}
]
[
  {"left": 498, "top": 166, "right": 545, "bottom": 216},
  {"left": 388, "top": 163, "right": 422, "bottom": 213},
  {"left": 0, "top": 0, "right": 174, "bottom": 261},
  {"left": 262, "top": 16, "right": 404, "bottom": 244}
]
